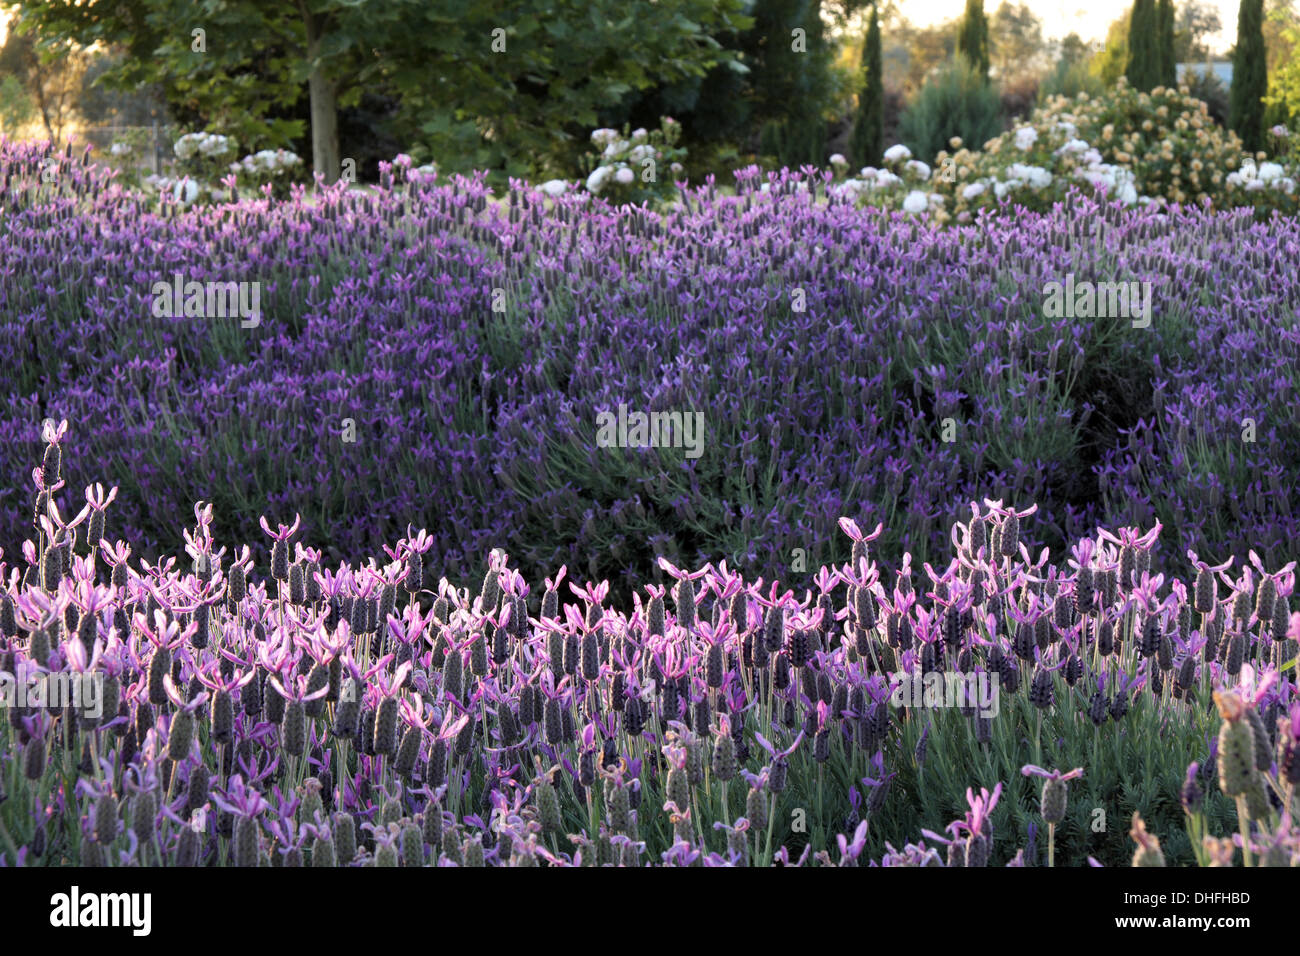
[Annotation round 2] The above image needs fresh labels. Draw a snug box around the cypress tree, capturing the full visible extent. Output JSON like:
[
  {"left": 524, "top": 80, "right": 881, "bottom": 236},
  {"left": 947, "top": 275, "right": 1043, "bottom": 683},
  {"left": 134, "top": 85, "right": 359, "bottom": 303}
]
[
  {"left": 956, "top": 0, "right": 990, "bottom": 82},
  {"left": 755, "top": 0, "right": 831, "bottom": 167},
  {"left": 1157, "top": 0, "right": 1176, "bottom": 88},
  {"left": 1230, "top": 0, "right": 1267, "bottom": 153},
  {"left": 849, "top": 2, "right": 884, "bottom": 168},
  {"left": 1126, "top": 0, "right": 1157, "bottom": 91}
]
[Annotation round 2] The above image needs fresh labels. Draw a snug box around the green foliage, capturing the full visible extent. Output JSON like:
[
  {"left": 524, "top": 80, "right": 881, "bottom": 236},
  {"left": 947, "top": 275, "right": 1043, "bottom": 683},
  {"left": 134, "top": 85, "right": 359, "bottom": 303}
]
[
  {"left": 0, "top": 73, "right": 35, "bottom": 133},
  {"left": 1232, "top": 0, "right": 1268, "bottom": 151},
  {"left": 1127, "top": 0, "right": 1160, "bottom": 92},
  {"left": 1039, "top": 57, "right": 1106, "bottom": 103},
  {"left": 1181, "top": 64, "right": 1231, "bottom": 126},
  {"left": 1158, "top": 0, "right": 1178, "bottom": 88},
  {"left": 1093, "top": 16, "right": 1132, "bottom": 86},
  {"left": 751, "top": 0, "right": 836, "bottom": 167},
  {"left": 582, "top": 118, "right": 687, "bottom": 207},
  {"left": 2, "top": 0, "right": 748, "bottom": 186},
  {"left": 897, "top": 55, "right": 1003, "bottom": 164},
  {"left": 989, "top": 2, "right": 1045, "bottom": 79},
  {"left": 1263, "top": 3, "right": 1300, "bottom": 128},
  {"left": 881, "top": 676, "right": 1235, "bottom": 867},
  {"left": 849, "top": 1, "right": 884, "bottom": 167},
  {"left": 956, "top": 0, "right": 990, "bottom": 83}
]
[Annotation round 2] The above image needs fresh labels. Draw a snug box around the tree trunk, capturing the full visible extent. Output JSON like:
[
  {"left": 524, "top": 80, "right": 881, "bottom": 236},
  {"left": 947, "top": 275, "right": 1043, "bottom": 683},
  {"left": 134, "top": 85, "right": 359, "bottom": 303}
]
[
  {"left": 300, "top": 3, "right": 340, "bottom": 184},
  {"left": 22, "top": 47, "right": 56, "bottom": 141}
]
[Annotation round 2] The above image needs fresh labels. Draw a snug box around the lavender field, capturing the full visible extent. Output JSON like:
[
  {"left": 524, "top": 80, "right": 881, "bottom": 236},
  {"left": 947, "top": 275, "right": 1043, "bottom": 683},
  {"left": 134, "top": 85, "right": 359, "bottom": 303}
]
[
  {"left": 1, "top": 0, "right": 1299, "bottom": 878},
  {"left": 1, "top": 139, "right": 1298, "bottom": 870}
]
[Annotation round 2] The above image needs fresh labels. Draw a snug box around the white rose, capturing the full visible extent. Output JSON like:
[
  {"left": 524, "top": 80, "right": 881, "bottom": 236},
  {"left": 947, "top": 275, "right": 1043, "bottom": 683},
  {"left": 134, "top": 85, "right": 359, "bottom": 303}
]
[
  {"left": 829, "top": 153, "right": 847, "bottom": 167},
  {"left": 905, "top": 159, "right": 931, "bottom": 182},
  {"left": 962, "top": 182, "right": 986, "bottom": 200},
  {"left": 902, "top": 190, "right": 928, "bottom": 213},
  {"left": 585, "top": 166, "right": 612, "bottom": 193},
  {"left": 614, "top": 167, "right": 635, "bottom": 185},
  {"left": 173, "top": 178, "right": 199, "bottom": 204},
  {"left": 1257, "top": 162, "right": 1284, "bottom": 184},
  {"left": 538, "top": 179, "right": 568, "bottom": 197},
  {"left": 1014, "top": 126, "right": 1038, "bottom": 151},
  {"left": 831, "top": 180, "right": 865, "bottom": 199},
  {"left": 883, "top": 144, "right": 912, "bottom": 163}
]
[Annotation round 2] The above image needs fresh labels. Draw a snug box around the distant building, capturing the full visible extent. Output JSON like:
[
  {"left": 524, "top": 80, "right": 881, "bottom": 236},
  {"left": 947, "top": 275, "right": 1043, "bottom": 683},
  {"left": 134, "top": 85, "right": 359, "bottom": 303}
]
[{"left": 1177, "top": 62, "right": 1233, "bottom": 89}]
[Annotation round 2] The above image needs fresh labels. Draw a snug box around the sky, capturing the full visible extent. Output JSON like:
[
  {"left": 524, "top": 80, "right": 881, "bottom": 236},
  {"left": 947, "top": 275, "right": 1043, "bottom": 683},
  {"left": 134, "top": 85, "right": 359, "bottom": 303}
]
[{"left": 898, "top": 0, "right": 1241, "bottom": 51}]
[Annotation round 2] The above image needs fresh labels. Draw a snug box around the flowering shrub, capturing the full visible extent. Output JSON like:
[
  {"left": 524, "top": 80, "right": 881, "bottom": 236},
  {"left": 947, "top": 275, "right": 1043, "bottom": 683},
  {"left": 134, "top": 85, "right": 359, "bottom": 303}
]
[
  {"left": 134, "top": 131, "right": 305, "bottom": 205},
  {"left": 228, "top": 147, "right": 305, "bottom": 200},
  {"left": 2, "top": 426, "right": 1295, "bottom": 866},
  {"left": 170, "top": 131, "right": 239, "bottom": 200},
  {"left": 582, "top": 117, "right": 687, "bottom": 206},
  {"left": 827, "top": 143, "right": 947, "bottom": 217},
  {"left": 95, "top": 128, "right": 161, "bottom": 193},
  {"left": 837, "top": 80, "right": 1300, "bottom": 222}
]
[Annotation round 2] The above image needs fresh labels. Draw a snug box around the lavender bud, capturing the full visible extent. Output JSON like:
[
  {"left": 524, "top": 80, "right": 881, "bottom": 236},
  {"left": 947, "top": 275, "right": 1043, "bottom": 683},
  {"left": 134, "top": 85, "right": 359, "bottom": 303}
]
[
  {"left": 745, "top": 787, "right": 768, "bottom": 831},
  {"left": 270, "top": 540, "right": 289, "bottom": 582},
  {"left": 282, "top": 700, "right": 307, "bottom": 756},
  {"left": 147, "top": 646, "right": 171, "bottom": 706},
  {"left": 94, "top": 792, "right": 118, "bottom": 844},
  {"left": 1194, "top": 566, "right": 1216, "bottom": 614},
  {"left": 227, "top": 564, "right": 246, "bottom": 604},
  {"left": 675, "top": 577, "right": 696, "bottom": 631},
  {"left": 394, "top": 726, "right": 421, "bottom": 778},
  {"left": 1040, "top": 778, "right": 1068, "bottom": 824},
  {"left": 333, "top": 813, "right": 356, "bottom": 864},
  {"left": 764, "top": 605, "right": 784, "bottom": 653},
  {"left": 373, "top": 697, "right": 399, "bottom": 756},
  {"left": 187, "top": 767, "right": 210, "bottom": 812},
  {"left": 167, "top": 709, "right": 194, "bottom": 762},
  {"left": 132, "top": 790, "right": 157, "bottom": 847}
]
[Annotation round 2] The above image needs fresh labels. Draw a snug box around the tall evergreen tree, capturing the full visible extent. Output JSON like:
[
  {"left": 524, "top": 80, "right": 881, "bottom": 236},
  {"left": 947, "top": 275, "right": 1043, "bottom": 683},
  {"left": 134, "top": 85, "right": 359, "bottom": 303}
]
[
  {"left": 1230, "top": 0, "right": 1267, "bottom": 152},
  {"left": 956, "top": 0, "right": 990, "bottom": 82},
  {"left": 849, "top": 2, "right": 884, "bottom": 167},
  {"left": 755, "top": 0, "right": 832, "bottom": 167},
  {"left": 1126, "top": 0, "right": 1158, "bottom": 91},
  {"left": 1157, "top": 0, "right": 1177, "bottom": 87}
]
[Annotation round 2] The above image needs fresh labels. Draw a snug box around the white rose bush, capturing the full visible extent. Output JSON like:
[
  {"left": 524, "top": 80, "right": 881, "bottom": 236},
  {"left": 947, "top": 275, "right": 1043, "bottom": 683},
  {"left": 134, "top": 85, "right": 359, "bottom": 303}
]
[
  {"left": 824, "top": 79, "right": 1300, "bottom": 224},
  {"left": 581, "top": 116, "right": 687, "bottom": 207}
]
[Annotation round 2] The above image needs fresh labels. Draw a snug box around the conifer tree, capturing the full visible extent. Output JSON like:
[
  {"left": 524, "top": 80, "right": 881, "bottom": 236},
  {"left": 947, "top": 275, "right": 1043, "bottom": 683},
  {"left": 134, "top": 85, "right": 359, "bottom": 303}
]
[
  {"left": 849, "top": 2, "right": 884, "bottom": 167},
  {"left": 956, "top": 0, "right": 990, "bottom": 82},
  {"left": 1230, "top": 0, "right": 1267, "bottom": 152}
]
